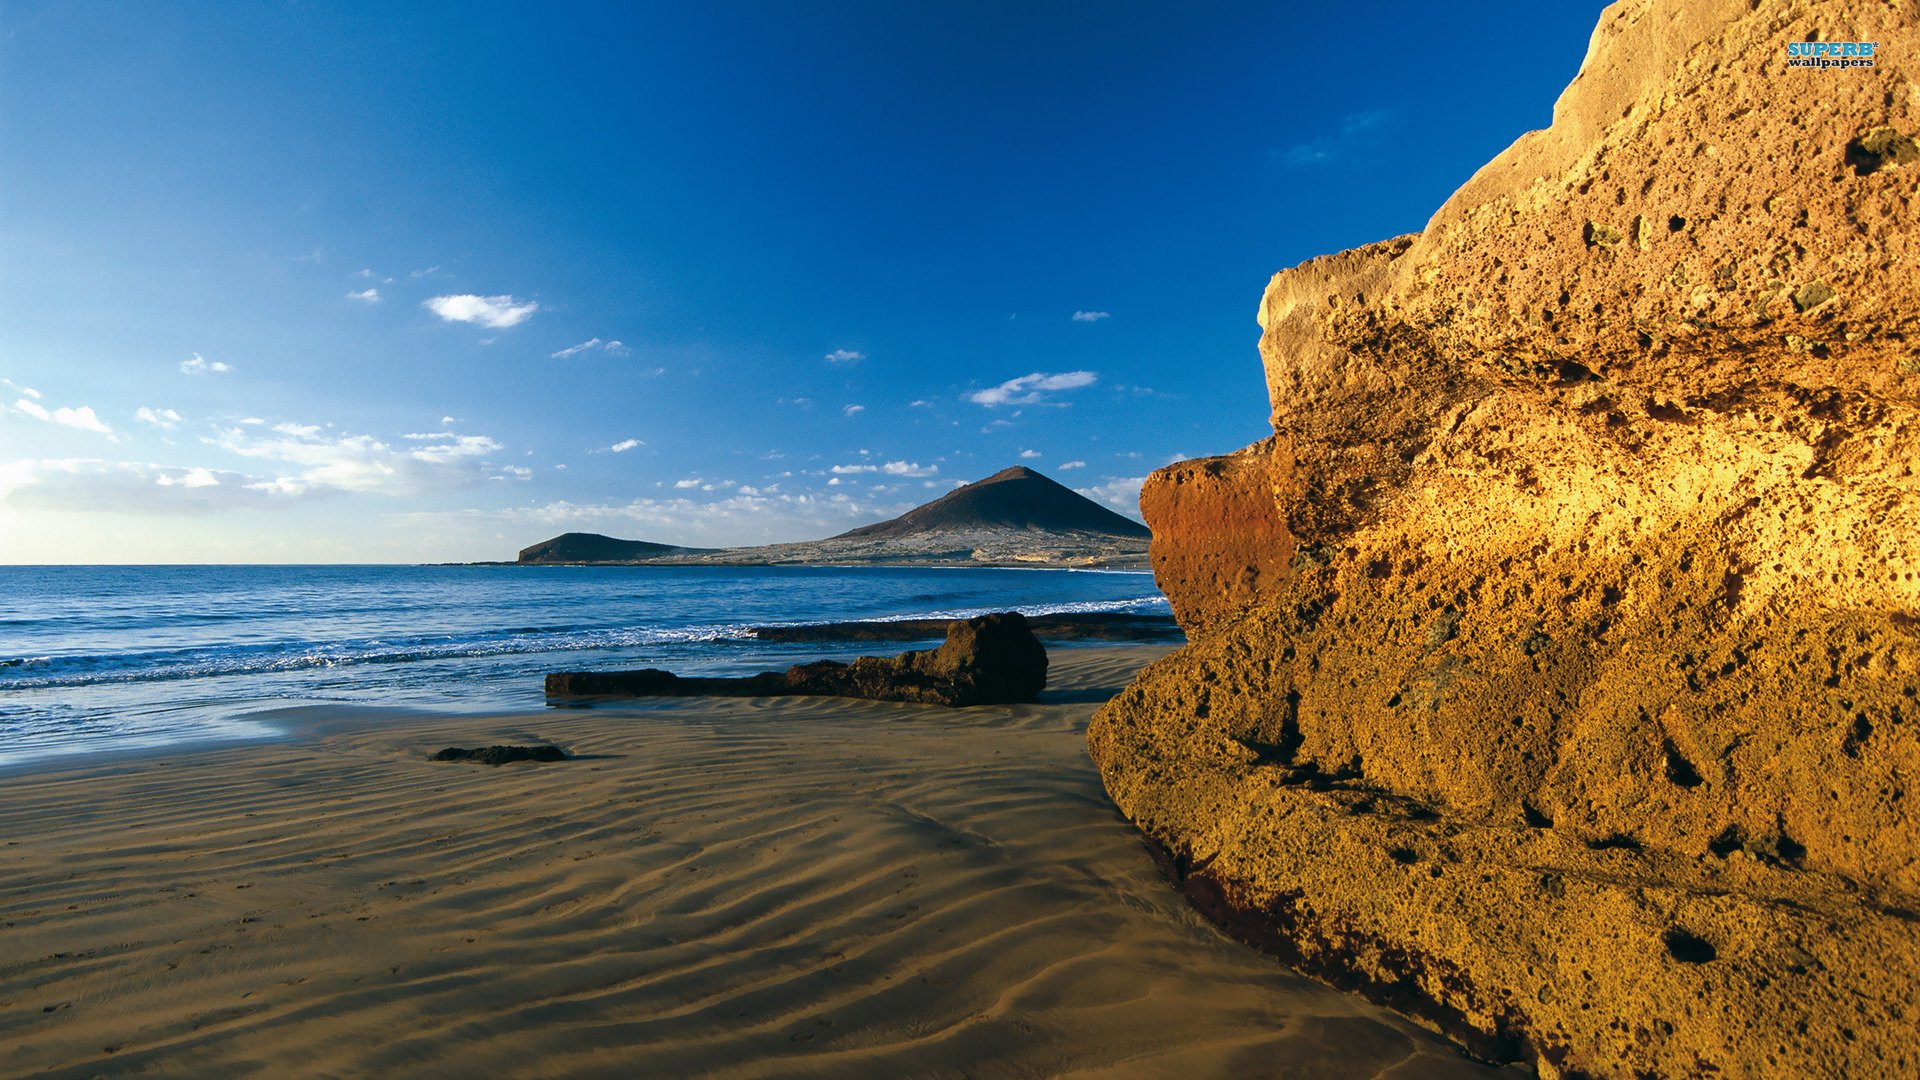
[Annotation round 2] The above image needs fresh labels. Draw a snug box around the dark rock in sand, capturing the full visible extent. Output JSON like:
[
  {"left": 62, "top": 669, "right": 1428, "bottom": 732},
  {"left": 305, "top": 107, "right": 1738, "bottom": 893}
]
[
  {"left": 548, "top": 612, "right": 1048, "bottom": 707},
  {"left": 432, "top": 745, "right": 567, "bottom": 765},
  {"left": 748, "top": 611, "right": 1182, "bottom": 644}
]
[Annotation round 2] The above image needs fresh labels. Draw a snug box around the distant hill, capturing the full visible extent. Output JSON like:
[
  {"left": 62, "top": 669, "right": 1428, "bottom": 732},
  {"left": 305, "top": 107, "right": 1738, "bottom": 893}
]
[
  {"left": 517, "top": 532, "right": 704, "bottom": 564},
  {"left": 832, "top": 466, "right": 1150, "bottom": 541},
  {"left": 509, "top": 467, "right": 1151, "bottom": 568}
]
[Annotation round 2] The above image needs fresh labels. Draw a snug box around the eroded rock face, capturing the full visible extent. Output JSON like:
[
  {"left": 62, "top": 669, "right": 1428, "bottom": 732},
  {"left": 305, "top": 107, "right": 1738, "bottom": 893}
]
[{"left": 1088, "top": 2, "right": 1920, "bottom": 1075}]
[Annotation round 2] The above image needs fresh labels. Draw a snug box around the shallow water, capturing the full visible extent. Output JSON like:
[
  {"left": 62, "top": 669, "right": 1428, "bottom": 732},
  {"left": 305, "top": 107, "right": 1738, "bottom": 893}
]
[{"left": 0, "top": 564, "right": 1168, "bottom": 767}]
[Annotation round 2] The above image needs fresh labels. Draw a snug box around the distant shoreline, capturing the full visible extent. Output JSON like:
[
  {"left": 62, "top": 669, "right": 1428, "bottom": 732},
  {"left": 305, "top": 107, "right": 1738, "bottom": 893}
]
[{"left": 450, "top": 556, "right": 1153, "bottom": 570}]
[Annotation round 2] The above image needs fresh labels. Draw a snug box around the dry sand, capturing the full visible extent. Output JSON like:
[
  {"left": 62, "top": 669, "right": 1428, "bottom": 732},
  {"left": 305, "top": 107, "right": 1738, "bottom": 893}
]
[{"left": 1, "top": 646, "right": 1497, "bottom": 1078}]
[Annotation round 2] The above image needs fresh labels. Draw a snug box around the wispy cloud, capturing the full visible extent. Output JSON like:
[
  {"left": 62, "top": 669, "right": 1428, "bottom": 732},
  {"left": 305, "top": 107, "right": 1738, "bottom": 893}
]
[
  {"left": 881, "top": 460, "right": 936, "bottom": 477},
  {"left": 608, "top": 438, "right": 642, "bottom": 453},
  {"left": 1275, "top": 108, "right": 1397, "bottom": 167},
  {"left": 1058, "top": 460, "right": 1086, "bottom": 470},
  {"left": 968, "top": 370, "right": 1097, "bottom": 407},
  {"left": 2, "top": 458, "right": 275, "bottom": 513},
  {"left": 844, "top": 404, "right": 866, "bottom": 417},
  {"left": 180, "top": 353, "right": 231, "bottom": 375},
  {"left": 412, "top": 488, "right": 919, "bottom": 548},
  {"left": 1075, "top": 476, "right": 1148, "bottom": 519},
  {"left": 135, "top": 406, "right": 183, "bottom": 430},
  {"left": 824, "top": 349, "right": 865, "bottom": 365},
  {"left": 426, "top": 294, "right": 539, "bottom": 329},
  {"left": 346, "top": 288, "right": 381, "bottom": 303},
  {"left": 1020, "top": 449, "right": 1041, "bottom": 459},
  {"left": 212, "top": 421, "right": 506, "bottom": 497},
  {"left": 551, "top": 337, "right": 628, "bottom": 359},
  {"left": 1071, "top": 310, "right": 1110, "bottom": 323}
]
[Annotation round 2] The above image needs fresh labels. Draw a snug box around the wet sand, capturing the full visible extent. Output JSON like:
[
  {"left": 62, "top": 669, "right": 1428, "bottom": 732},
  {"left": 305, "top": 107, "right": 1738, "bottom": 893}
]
[{"left": 0, "top": 646, "right": 1498, "bottom": 1078}]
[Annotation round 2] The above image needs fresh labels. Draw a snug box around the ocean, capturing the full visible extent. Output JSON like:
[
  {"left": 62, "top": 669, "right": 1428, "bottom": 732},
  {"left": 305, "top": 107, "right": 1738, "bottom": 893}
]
[{"left": 0, "top": 564, "right": 1170, "bottom": 769}]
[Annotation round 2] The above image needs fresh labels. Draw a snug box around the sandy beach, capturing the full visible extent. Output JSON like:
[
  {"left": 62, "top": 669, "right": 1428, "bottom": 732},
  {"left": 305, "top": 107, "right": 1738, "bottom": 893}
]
[{"left": 1, "top": 646, "right": 1493, "bottom": 1078}]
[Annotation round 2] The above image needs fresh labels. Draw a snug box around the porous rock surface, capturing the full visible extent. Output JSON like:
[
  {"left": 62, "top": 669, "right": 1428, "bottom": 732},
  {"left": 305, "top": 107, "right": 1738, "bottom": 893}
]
[{"left": 1089, "top": 2, "right": 1920, "bottom": 1076}]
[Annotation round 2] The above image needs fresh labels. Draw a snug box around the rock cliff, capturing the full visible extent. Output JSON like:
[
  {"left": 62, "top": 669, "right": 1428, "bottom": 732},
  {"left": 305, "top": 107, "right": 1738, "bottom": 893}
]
[{"left": 1088, "top": 2, "right": 1920, "bottom": 1075}]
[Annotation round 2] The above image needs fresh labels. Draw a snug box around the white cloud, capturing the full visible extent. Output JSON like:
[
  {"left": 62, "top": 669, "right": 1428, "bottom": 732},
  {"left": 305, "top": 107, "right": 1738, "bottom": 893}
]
[
  {"left": 212, "top": 421, "right": 506, "bottom": 497},
  {"left": 2, "top": 458, "right": 273, "bottom": 514},
  {"left": 674, "top": 478, "right": 703, "bottom": 489},
  {"left": 416, "top": 487, "right": 920, "bottom": 548},
  {"left": 844, "top": 404, "right": 865, "bottom": 417},
  {"left": 553, "top": 337, "right": 632, "bottom": 359},
  {"left": 968, "top": 370, "right": 1097, "bottom": 407},
  {"left": 1020, "top": 449, "right": 1042, "bottom": 459},
  {"left": 881, "top": 460, "right": 936, "bottom": 477},
  {"left": 3, "top": 380, "right": 42, "bottom": 400},
  {"left": 831, "top": 464, "right": 878, "bottom": 474},
  {"left": 347, "top": 288, "right": 381, "bottom": 303},
  {"left": 356, "top": 268, "right": 376, "bottom": 279},
  {"left": 551, "top": 337, "right": 600, "bottom": 359},
  {"left": 180, "top": 354, "right": 231, "bottom": 375},
  {"left": 908, "top": 400, "right": 931, "bottom": 408},
  {"left": 411, "top": 266, "right": 441, "bottom": 279},
  {"left": 156, "top": 466, "right": 220, "bottom": 488},
  {"left": 135, "top": 407, "right": 183, "bottom": 430},
  {"left": 13, "top": 398, "right": 113, "bottom": 436},
  {"left": 1071, "top": 311, "right": 1110, "bottom": 322},
  {"left": 403, "top": 431, "right": 454, "bottom": 440},
  {"left": 608, "top": 438, "right": 642, "bottom": 452},
  {"left": 1074, "top": 476, "right": 1149, "bottom": 519},
  {"left": 492, "top": 465, "right": 534, "bottom": 481},
  {"left": 1058, "top": 460, "right": 1087, "bottom": 470},
  {"left": 426, "top": 294, "right": 540, "bottom": 329},
  {"left": 824, "top": 349, "right": 865, "bottom": 365}
]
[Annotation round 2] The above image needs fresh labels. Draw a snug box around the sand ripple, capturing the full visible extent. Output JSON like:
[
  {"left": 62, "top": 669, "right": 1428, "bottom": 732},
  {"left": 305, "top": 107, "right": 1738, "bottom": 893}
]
[{"left": 0, "top": 647, "right": 1496, "bottom": 1078}]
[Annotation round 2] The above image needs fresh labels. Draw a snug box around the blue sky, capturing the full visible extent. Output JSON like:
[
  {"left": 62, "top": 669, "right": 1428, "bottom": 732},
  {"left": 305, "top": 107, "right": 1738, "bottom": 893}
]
[{"left": 0, "top": 1, "right": 1603, "bottom": 562}]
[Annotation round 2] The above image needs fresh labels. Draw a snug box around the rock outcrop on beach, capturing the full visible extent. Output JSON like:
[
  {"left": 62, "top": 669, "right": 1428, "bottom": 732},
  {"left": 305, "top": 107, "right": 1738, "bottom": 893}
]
[
  {"left": 1089, "top": 2, "right": 1920, "bottom": 1076},
  {"left": 516, "top": 532, "right": 706, "bottom": 564},
  {"left": 548, "top": 612, "right": 1049, "bottom": 707},
  {"left": 431, "top": 745, "right": 567, "bottom": 766},
  {"left": 748, "top": 611, "right": 1181, "bottom": 644}
]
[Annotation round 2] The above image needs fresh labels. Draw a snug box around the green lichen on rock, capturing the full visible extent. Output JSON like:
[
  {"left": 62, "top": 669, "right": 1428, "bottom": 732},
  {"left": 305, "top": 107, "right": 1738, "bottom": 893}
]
[
  {"left": 1583, "top": 221, "right": 1625, "bottom": 247},
  {"left": 1791, "top": 280, "right": 1836, "bottom": 312}
]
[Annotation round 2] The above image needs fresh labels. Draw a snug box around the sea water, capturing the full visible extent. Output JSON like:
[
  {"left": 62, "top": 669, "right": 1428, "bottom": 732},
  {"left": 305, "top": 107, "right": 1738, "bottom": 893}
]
[{"left": 0, "top": 564, "right": 1168, "bottom": 768}]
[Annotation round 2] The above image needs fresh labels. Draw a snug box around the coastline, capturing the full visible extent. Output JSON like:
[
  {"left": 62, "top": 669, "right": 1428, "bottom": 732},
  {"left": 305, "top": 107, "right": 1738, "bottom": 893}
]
[{"left": 0, "top": 645, "right": 1489, "bottom": 1078}]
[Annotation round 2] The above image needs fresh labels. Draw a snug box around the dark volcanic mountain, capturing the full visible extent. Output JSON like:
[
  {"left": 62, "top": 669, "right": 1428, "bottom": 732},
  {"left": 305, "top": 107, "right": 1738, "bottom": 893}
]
[
  {"left": 509, "top": 467, "right": 1151, "bottom": 568},
  {"left": 832, "top": 466, "right": 1150, "bottom": 541},
  {"left": 517, "top": 532, "right": 701, "bottom": 564}
]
